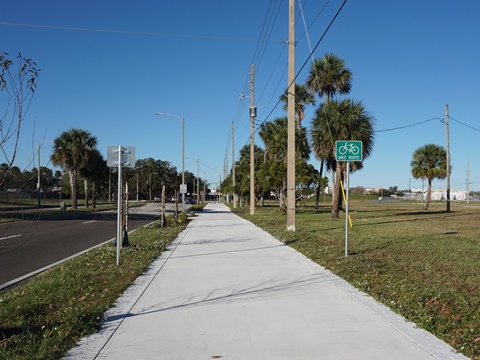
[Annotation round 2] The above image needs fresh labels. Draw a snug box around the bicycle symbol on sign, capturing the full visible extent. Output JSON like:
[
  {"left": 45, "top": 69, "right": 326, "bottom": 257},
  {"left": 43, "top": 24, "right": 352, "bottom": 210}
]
[{"left": 338, "top": 142, "right": 360, "bottom": 155}]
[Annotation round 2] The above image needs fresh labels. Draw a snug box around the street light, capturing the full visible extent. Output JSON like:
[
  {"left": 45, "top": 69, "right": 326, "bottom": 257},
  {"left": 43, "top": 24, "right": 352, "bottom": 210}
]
[
  {"left": 149, "top": 172, "right": 158, "bottom": 201},
  {"left": 38, "top": 140, "right": 53, "bottom": 207},
  {"left": 155, "top": 112, "right": 185, "bottom": 212}
]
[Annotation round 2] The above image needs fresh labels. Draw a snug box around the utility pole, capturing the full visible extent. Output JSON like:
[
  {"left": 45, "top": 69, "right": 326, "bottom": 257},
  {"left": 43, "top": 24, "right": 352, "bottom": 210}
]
[
  {"left": 446, "top": 104, "right": 451, "bottom": 212},
  {"left": 286, "top": 0, "right": 296, "bottom": 231},
  {"left": 232, "top": 121, "right": 237, "bottom": 208},
  {"left": 225, "top": 148, "right": 228, "bottom": 181},
  {"left": 249, "top": 64, "right": 256, "bottom": 215}
]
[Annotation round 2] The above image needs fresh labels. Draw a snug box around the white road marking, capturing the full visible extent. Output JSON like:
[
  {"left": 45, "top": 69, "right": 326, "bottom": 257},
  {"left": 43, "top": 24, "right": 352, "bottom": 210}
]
[
  {"left": 0, "top": 234, "right": 22, "bottom": 241},
  {"left": 82, "top": 220, "right": 97, "bottom": 224}
]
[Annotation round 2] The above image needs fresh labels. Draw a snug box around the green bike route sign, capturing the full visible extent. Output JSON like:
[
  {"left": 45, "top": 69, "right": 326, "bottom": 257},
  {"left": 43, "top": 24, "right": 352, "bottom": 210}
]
[{"left": 335, "top": 140, "right": 363, "bottom": 162}]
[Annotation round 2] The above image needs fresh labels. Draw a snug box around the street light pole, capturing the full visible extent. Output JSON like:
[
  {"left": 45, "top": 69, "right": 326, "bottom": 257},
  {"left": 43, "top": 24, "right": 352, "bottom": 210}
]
[
  {"left": 149, "top": 172, "right": 157, "bottom": 201},
  {"left": 155, "top": 112, "right": 185, "bottom": 212}
]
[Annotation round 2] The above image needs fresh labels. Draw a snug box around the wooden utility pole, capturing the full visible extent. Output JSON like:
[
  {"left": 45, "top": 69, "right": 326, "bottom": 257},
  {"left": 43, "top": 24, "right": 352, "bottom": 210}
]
[
  {"left": 446, "top": 104, "right": 451, "bottom": 212},
  {"left": 232, "top": 121, "right": 237, "bottom": 208},
  {"left": 286, "top": 0, "right": 296, "bottom": 231},
  {"left": 249, "top": 64, "right": 256, "bottom": 215}
]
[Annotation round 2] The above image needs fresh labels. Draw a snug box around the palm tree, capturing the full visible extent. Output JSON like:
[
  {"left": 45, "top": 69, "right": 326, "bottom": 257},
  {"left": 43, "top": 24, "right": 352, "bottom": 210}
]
[
  {"left": 411, "top": 144, "right": 448, "bottom": 210},
  {"left": 259, "top": 116, "right": 310, "bottom": 210},
  {"left": 79, "top": 149, "right": 106, "bottom": 208},
  {"left": 306, "top": 53, "right": 352, "bottom": 210},
  {"left": 306, "top": 53, "right": 352, "bottom": 104},
  {"left": 279, "top": 83, "right": 315, "bottom": 129},
  {"left": 51, "top": 128, "right": 97, "bottom": 209},
  {"left": 311, "top": 99, "right": 375, "bottom": 219}
]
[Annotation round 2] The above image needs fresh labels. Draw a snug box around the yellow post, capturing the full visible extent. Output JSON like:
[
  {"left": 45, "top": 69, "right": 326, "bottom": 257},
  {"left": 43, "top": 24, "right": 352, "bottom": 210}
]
[{"left": 340, "top": 180, "right": 353, "bottom": 228}]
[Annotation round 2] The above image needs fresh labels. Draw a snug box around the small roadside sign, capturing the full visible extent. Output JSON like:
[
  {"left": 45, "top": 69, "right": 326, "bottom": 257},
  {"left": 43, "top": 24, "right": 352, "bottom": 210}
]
[
  {"left": 336, "top": 141, "right": 363, "bottom": 162},
  {"left": 180, "top": 184, "right": 187, "bottom": 194}
]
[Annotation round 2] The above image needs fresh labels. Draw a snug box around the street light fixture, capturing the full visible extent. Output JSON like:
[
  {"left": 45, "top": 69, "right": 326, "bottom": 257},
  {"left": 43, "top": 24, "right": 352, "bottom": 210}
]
[
  {"left": 38, "top": 140, "right": 53, "bottom": 207},
  {"left": 155, "top": 112, "right": 185, "bottom": 212}
]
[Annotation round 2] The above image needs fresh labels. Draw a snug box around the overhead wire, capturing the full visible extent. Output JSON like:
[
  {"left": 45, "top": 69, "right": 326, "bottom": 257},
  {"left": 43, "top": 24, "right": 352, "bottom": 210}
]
[
  {"left": 0, "top": 21, "right": 285, "bottom": 43},
  {"left": 230, "top": 0, "right": 345, "bottom": 164},
  {"left": 227, "top": 0, "right": 286, "bottom": 166},
  {"left": 449, "top": 116, "right": 480, "bottom": 133},
  {"left": 253, "top": 0, "right": 348, "bottom": 135},
  {"left": 375, "top": 117, "right": 441, "bottom": 133}
]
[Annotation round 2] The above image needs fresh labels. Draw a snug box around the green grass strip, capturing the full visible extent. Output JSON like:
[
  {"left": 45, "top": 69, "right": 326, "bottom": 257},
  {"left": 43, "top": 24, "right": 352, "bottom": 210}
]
[
  {"left": 0, "top": 218, "right": 186, "bottom": 360},
  {"left": 236, "top": 199, "right": 479, "bottom": 359}
]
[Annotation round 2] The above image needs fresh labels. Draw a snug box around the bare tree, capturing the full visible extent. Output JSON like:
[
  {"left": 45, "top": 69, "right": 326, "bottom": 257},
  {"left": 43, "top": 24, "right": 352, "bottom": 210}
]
[{"left": 0, "top": 51, "right": 40, "bottom": 187}]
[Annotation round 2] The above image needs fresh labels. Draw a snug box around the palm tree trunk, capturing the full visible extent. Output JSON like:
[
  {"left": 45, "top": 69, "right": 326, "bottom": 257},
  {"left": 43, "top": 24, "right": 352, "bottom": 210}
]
[
  {"left": 92, "top": 181, "right": 96, "bottom": 209},
  {"left": 425, "top": 179, "right": 432, "bottom": 210},
  {"left": 279, "top": 183, "right": 287, "bottom": 211},
  {"left": 69, "top": 170, "right": 77, "bottom": 210},
  {"left": 315, "top": 160, "right": 324, "bottom": 212},
  {"left": 330, "top": 164, "right": 336, "bottom": 206},
  {"left": 331, "top": 163, "right": 343, "bottom": 219},
  {"left": 84, "top": 178, "right": 89, "bottom": 208}
]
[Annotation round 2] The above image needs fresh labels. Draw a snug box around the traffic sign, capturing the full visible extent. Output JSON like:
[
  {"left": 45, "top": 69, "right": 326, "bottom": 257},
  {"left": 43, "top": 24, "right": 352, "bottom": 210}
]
[
  {"left": 335, "top": 141, "right": 363, "bottom": 162},
  {"left": 180, "top": 184, "right": 187, "bottom": 194},
  {"left": 107, "top": 146, "right": 136, "bottom": 168}
]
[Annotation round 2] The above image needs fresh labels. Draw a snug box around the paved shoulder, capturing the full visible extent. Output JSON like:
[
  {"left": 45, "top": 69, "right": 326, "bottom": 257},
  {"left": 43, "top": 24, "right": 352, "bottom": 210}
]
[{"left": 65, "top": 203, "right": 466, "bottom": 360}]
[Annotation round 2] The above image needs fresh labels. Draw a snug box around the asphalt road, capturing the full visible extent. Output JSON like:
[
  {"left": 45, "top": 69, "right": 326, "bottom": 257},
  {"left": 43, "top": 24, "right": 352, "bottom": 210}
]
[{"left": 0, "top": 202, "right": 177, "bottom": 289}]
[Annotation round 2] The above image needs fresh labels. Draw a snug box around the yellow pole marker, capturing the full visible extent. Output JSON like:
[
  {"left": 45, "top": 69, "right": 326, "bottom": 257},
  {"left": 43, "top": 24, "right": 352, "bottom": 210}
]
[{"left": 340, "top": 180, "right": 353, "bottom": 228}]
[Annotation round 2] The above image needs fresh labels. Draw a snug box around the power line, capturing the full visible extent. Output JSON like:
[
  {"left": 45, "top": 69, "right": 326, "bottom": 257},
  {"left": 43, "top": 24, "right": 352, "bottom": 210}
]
[
  {"left": 232, "top": 0, "right": 347, "bottom": 164},
  {"left": 0, "top": 21, "right": 285, "bottom": 43},
  {"left": 375, "top": 117, "right": 441, "bottom": 133},
  {"left": 449, "top": 116, "right": 480, "bottom": 133},
  {"left": 255, "top": 0, "right": 348, "bottom": 132}
]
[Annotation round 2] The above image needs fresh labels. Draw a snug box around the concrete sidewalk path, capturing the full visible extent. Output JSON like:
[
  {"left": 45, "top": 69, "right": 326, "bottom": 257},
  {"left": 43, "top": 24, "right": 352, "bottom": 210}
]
[{"left": 65, "top": 203, "right": 466, "bottom": 360}]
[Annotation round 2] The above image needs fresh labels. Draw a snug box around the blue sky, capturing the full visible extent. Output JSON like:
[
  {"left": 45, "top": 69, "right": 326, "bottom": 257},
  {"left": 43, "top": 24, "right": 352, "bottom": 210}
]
[{"left": 1, "top": 0, "right": 479, "bottom": 191}]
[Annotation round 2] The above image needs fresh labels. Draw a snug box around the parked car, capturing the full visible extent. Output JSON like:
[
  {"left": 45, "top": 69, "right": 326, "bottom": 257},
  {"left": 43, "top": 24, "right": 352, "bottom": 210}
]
[{"left": 185, "top": 197, "right": 197, "bottom": 204}]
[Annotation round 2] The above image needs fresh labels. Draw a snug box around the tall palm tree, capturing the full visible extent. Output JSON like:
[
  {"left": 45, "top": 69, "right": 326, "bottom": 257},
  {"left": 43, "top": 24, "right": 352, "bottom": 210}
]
[
  {"left": 51, "top": 128, "right": 97, "bottom": 209},
  {"left": 411, "top": 144, "right": 448, "bottom": 210},
  {"left": 306, "top": 53, "right": 352, "bottom": 210},
  {"left": 306, "top": 53, "right": 352, "bottom": 104},
  {"left": 279, "top": 83, "right": 315, "bottom": 129},
  {"left": 311, "top": 99, "right": 375, "bottom": 219}
]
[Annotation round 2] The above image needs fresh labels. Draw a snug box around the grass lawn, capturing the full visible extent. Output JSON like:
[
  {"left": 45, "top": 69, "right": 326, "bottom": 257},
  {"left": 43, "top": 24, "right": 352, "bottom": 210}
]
[
  {"left": 0, "top": 215, "right": 187, "bottom": 360},
  {"left": 237, "top": 198, "right": 479, "bottom": 359}
]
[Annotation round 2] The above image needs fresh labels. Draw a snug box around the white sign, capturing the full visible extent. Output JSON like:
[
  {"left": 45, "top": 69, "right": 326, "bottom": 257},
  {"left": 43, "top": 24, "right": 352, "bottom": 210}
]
[{"left": 180, "top": 184, "right": 187, "bottom": 194}]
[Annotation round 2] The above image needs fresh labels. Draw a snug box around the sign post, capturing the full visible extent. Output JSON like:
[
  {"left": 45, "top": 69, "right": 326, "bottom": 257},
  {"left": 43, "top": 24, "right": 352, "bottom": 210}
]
[
  {"left": 107, "top": 146, "right": 135, "bottom": 266},
  {"left": 335, "top": 141, "right": 362, "bottom": 257}
]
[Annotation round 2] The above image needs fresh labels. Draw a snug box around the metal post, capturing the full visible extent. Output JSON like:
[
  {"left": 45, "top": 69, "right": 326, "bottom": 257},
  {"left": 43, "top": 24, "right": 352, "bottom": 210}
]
[
  {"left": 116, "top": 146, "right": 122, "bottom": 266},
  {"left": 446, "top": 104, "right": 450, "bottom": 212},
  {"left": 181, "top": 117, "right": 185, "bottom": 211},
  {"left": 232, "top": 121, "right": 237, "bottom": 208},
  {"left": 345, "top": 162, "right": 350, "bottom": 257},
  {"left": 197, "top": 159, "right": 200, "bottom": 204},
  {"left": 37, "top": 142, "right": 41, "bottom": 207}
]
